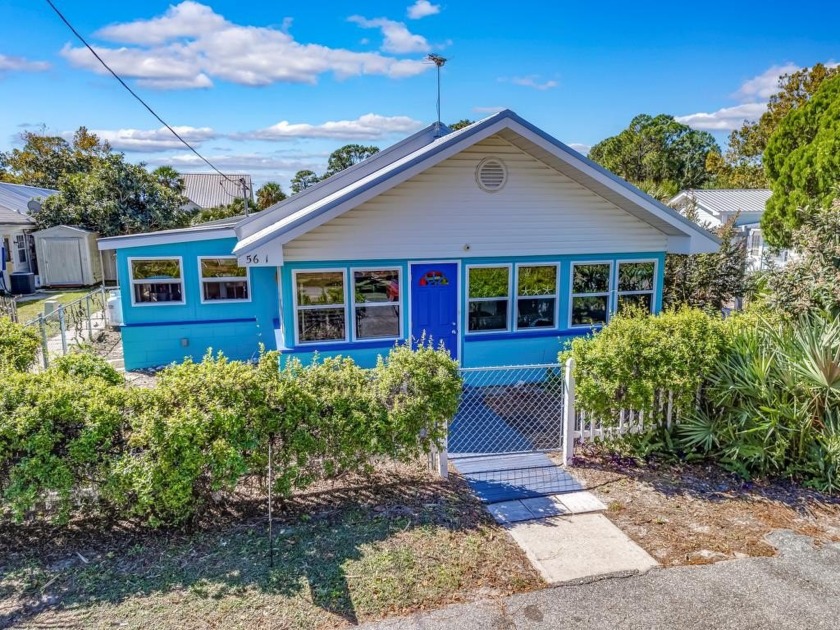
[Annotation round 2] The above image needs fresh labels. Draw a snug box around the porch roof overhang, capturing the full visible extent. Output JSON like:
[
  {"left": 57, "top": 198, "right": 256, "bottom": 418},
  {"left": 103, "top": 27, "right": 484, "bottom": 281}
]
[{"left": 232, "top": 110, "right": 720, "bottom": 260}]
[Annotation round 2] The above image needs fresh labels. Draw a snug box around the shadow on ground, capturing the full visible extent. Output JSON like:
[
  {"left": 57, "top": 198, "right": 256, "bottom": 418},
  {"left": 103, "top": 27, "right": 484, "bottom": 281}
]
[{"left": 0, "top": 466, "right": 541, "bottom": 629}]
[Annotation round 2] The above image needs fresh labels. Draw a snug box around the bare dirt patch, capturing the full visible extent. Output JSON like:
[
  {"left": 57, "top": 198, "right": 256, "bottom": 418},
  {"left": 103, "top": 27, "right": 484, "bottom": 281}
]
[
  {"left": 560, "top": 444, "right": 840, "bottom": 567},
  {"left": 0, "top": 461, "right": 541, "bottom": 630}
]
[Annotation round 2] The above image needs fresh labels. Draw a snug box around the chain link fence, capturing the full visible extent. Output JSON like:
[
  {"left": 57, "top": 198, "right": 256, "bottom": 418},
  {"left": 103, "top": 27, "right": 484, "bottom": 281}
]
[
  {"left": 23, "top": 287, "right": 109, "bottom": 369},
  {"left": 448, "top": 363, "right": 565, "bottom": 457},
  {"left": 0, "top": 294, "right": 17, "bottom": 322}
]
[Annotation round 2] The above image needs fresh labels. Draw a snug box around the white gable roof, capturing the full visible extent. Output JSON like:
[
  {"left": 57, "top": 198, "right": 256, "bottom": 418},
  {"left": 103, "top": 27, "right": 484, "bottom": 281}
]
[
  {"left": 234, "top": 110, "right": 720, "bottom": 257},
  {"left": 671, "top": 189, "right": 771, "bottom": 217}
]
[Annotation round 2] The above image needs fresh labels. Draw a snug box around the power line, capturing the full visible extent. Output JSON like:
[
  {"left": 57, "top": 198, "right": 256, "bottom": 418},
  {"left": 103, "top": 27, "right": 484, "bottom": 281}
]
[{"left": 44, "top": 0, "right": 237, "bottom": 185}]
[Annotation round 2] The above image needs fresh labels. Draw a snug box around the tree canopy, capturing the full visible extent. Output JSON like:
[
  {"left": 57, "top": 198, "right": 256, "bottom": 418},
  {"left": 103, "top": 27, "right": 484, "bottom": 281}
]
[
  {"left": 256, "top": 181, "right": 286, "bottom": 209},
  {"left": 588, "top": 114, "right": 719, "bottom": 199},
  {"left": 324, "top": 144, "right": 380, "bottom": 177},
  {"left": 0, "top": 127, "right": 111, "bottom": 189},
  {"left": 290, "top": 169, "right": 319, "bottom": 194},
  {"left": 710, "top": 63, "right": 840, "bottom": 189},
  {"left": 762, "top": 73, "right": 840, "bottom": 247},
  {"left": 448, "top": 119, "right": 474, "bottom": 130},
  {"left": 36, "top": 154, "right": 189, "bottom": 237}
]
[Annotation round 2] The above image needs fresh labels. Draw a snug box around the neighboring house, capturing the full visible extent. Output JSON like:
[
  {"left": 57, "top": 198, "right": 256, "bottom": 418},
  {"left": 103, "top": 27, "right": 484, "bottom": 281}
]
[
  {"left": 669, "top": 188, "right": 789, "bottom": 271},
  {"left": 181, "top": 173, "right": 253, "bottom": 211},
  {"left": 0, "top": 182, "right": 58, "bottom": 292},
  {"left": 98, "top": 110, "right": 719, "bottom": 371}
]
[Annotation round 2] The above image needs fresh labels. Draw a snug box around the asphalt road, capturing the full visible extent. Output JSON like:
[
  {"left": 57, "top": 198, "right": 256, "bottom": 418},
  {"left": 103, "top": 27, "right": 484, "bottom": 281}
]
[{"left": 362, "top": 530, "right": 840, "bottom": 629}]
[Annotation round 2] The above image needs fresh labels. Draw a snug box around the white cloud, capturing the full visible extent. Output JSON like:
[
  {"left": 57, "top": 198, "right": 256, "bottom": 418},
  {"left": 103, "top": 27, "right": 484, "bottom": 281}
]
[
  {"left": 568, "top": 143, "right": 591, "bottom": 155},
  {"left": 502, "top": 75, "right": 558, "bottom": 91},
  {"left": 242, "top": 113, "right": 425, "bottom": 141},
  {"left": 0, "top": 54, "right": 50, "bottom": 73},
  {"left": 676, "top": 62, "right": 839, "bottom": 132},
  {"left": 61, "top": 1, "right": 429, "bottom": 89},
  {"left": 407, "top": 0, "right": 441, "bottom": 19},
  {"left": 79, "top": 126, "right": 217, "bottom": 152},
  {"left": 675, "top": 103, "right": 768, "bottom": 132},
  {"left": 733, "top": 63, "right": 800, "bottom": 101},
  {"left": 348, "top": 16, "right": 431, "bottom": 54}
]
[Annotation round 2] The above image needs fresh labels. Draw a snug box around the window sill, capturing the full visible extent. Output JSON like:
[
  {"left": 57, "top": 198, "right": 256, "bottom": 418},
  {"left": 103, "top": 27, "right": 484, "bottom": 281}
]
[
  {"left": 464, "top": 328, "right": 596, "bottom": 342},
  {"left": 286, "top": 338, "right": 406, "bottom": 353}
]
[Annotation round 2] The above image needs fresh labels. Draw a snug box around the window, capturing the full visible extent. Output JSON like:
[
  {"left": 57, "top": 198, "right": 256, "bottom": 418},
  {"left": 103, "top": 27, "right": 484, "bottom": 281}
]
[
  {"left": 199, "top": 257, "right": 249, "bottom": 302},
  {"left": 15, "top": 234, "right": 27, "bottom": 264},
  {"left": 749, "top": 232, "right": 763, "bottom": 257},
  {"left": 468, "top": 266, "right": 511, "bottom": 332},
  {"left": 516, "top": 264, "right": 557, "bottom": 329},
  {"left": 129, "top": 258, "right": 184, "bottom": 305},
  {"left": 570, "top": 263, "right": 611, "bottom": 326},
  {"left": 353, "top": 269, "right": 401, "bottom": 339},
  {"left": 295, "top": 270, "right": 347, "bottom": 343},
  {"left": 616, "top": 261, "right": 655, "bottom": 314}
]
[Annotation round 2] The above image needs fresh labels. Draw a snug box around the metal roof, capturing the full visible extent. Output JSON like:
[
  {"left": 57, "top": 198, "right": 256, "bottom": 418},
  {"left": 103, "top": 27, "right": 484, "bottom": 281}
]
[
  {"left": 671, "top": 189, "right": 772, "bottom": 217},
  {"left": 182, "top": 173, "right": 253, "bottom": 209},
  {"left": 98, "top": 215, "right": 244, "bottom": 250},
  {"left": 0, "top": 182, "right": 58, "bottom": 225},
  {"left": 234, "top": 110, "right": 721, "bottom": 256}
]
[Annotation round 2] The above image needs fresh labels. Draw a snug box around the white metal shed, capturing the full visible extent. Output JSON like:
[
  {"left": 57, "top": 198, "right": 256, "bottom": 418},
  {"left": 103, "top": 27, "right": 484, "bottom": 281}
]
[{"left": 32, "top": 225, "right": 102, "bottom": 287}]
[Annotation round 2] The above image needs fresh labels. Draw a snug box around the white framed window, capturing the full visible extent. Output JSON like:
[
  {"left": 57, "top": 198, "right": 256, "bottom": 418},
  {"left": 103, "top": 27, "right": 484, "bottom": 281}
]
[
  {"left": 467, "top": 264, "right": 512, "bottom": 333},
  {"left": 199, "top": 257, "right": 250, "bottom": 303},
  {"left": 14, "top": 234, "right": 27, "bottom": 264},
  {"left": 128, "top": 257, "right": 185, "bottom": 306},
  {"left": 293, "top": 269, "right": 348, "bottom": 344},
  {"left": 749, "top": 232, "right": 763, "bottom": 257},
  {"left": 352, "top": 268, "right": 402, "bottom": 340},
  {"left": 569, "top": 262, "right": 612, "bottom": 327},
  {"left": 515, "top": 264, "right": 558, "bottom": 330},
  {"left": 616, "top": 260, "right": 656, "bottom": 314}
]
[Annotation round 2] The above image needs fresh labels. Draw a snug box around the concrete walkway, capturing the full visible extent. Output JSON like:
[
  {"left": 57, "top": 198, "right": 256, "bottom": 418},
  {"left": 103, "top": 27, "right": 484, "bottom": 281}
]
[{"left": 361, "top": 531, "right": 840, "bottom": 629}]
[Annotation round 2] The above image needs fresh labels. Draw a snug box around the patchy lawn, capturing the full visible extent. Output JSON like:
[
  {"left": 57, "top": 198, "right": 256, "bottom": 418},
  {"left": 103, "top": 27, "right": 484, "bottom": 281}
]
[
  {"left": 16, "top": 289, "right": 94, "bottom": 324},
  {"left": 0, "top": 464, "right": 541, "bottom": 629},
  {"left": 563, "top": 444, "right": 840, "bottom": 566}
]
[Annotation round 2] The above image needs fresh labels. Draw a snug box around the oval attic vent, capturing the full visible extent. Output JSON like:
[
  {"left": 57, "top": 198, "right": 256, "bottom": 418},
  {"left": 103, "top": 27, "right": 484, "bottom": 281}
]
[{"left": 476, "top": 157, "right": 507, "bottom": 193}]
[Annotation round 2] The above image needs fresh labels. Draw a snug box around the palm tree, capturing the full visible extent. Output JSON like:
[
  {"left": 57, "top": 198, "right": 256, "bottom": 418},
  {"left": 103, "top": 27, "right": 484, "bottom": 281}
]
[
  {"left": 151, "top": 166, "right": 184, "bottom": 193},
  {"left": 256, "top": 181, "right": 286, "bottom": 210}
]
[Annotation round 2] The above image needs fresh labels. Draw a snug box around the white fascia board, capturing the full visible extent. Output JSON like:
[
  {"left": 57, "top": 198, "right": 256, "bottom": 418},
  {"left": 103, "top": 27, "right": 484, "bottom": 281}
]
[{"left": 98, "top": 228, "right": 236, "bottom": 251}]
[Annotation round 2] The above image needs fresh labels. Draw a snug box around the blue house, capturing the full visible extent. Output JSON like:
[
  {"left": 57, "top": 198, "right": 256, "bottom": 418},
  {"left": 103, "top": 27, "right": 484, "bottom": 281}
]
[{"left": 98, "top": 111, "right": 719, "bottom": 371}]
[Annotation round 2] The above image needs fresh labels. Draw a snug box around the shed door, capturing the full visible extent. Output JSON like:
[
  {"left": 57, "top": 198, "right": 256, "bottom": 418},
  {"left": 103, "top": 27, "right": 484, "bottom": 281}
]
[{"left": 44, "top": 238, "right": 84, "bottom": 285}]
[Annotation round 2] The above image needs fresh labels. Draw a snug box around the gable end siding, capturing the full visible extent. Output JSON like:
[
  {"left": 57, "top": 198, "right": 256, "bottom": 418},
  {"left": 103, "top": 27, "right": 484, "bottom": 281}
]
[{"left": 284, "top": 136, "right": 668, "bottom": 262}]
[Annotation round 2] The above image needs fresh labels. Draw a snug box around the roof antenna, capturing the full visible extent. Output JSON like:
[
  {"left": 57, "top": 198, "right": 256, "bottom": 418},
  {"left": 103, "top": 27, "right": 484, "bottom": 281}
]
[{"left": 427, "top": 54, "right": 447, "bottom": 137}]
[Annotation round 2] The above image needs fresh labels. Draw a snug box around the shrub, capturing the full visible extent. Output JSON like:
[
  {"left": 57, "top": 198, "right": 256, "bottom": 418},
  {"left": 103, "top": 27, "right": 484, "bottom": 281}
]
[
  {"left": 0, "top": 370, "right": 128, "bottom": 522},
  {"left": 51, "top": 351, "right": 124, "bottom": 385},
  {"left": 0, "top": 318, "right": 40, "bottom": 373},
  {"left": 561, "top": 308, "right": 729, "bottom": 425}
]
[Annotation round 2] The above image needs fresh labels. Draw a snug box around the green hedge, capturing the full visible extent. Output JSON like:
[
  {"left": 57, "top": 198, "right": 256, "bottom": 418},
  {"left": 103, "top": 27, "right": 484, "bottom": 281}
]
[
  {"left": 0, "top": 332, "right": 462, "bottom": 527},
  {"left": 0, "top": 317, "right": 40, "bottom": 373}
]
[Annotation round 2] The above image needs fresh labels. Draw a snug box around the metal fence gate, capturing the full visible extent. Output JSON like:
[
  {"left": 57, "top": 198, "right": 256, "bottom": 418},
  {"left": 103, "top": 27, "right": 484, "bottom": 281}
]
[{"left": 449, "top": 363, "right": 566, "bottom": 457}]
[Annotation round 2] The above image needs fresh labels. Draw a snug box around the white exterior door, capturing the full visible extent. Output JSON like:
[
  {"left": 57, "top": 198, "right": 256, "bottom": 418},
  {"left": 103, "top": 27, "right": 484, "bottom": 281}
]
[{"left": 13, "top": 233, "right": 30, "bottom": 272}]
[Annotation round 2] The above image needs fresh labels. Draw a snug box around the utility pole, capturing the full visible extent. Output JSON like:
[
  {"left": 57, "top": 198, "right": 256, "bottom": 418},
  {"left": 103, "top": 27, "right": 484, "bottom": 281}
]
[
  {"left": 427, "top": 54, "right": 447, "bottom": 137},
  {"left": 241, "top": 177, "right": 250, "bottom": 217}
]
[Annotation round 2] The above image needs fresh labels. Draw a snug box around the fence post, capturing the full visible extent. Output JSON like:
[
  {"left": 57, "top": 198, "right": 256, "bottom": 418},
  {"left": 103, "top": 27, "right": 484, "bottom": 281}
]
[
  {"left": 562, "top": 357, "right": 576, "bottom": 466},
  {"left": 39, "top": 314, "right": 49, "bottom": 369},
  {"left": 58, "top": 305, "right": 67, "bottom": 356},
  {"left": 85, "top": 295, "right": 93, "bottom": 340}
]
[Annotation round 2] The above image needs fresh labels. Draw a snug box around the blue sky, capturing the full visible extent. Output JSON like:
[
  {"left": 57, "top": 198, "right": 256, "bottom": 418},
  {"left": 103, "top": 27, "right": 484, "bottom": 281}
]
[{"left": 0, "top": 0, "right": 837, "bottom": 188}]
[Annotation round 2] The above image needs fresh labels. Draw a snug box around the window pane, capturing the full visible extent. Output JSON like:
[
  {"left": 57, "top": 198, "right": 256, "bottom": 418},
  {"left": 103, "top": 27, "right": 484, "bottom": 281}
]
[
  {"left": 133, "top": 282, "right": 182, "bottom": 304},
  {"left": 572, "top": 264, "right": 610, "bottom": 294},
  {"left": 354, "top": 269, "right": 400, "bottom": 304},
  {"left": 468, "top": 267, "right": 509, "bottom": 298},
  {"left": 618, "top": 262, "right": 655, "bottom": 292},
  {"left": 298, "top": 308, "right": 346, "bottom": 342},
  {"left": 518, "top": 265, "right": 557, "bottom": 296},
  {"left": 617, "top": 293, "right": 652, "bottom": 313},
  {"left": 468, "top": 299, "right": 508, "bottom": 331},
  {"left": 517, "top": 298, "right": 556, "bottom": 328},
  {"left": 201, "top": 258, "right": 247, "bottom": 278},
  {"left": 356, "top": 305, "right": 400, "bottom": 339},
  {"left": 572, "top": 296, "right": 608, "bottom": 325},
  {"left": 296, "top": 272, "right": 345, "bottom": 306},
  {"left": 203, "top": 281, "right": 248, "bottom": 301},
  {"left": 131, "top": 259, "right": 181, "bottom": 280}
]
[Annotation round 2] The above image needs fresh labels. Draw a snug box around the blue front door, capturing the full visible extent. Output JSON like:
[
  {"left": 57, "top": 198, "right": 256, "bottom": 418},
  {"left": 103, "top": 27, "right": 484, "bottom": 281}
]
[{"left": 411, "top": 262, "right": 458, "bottom": 360}]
